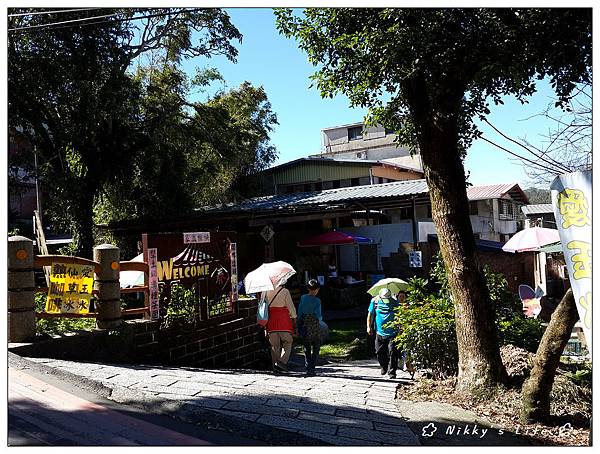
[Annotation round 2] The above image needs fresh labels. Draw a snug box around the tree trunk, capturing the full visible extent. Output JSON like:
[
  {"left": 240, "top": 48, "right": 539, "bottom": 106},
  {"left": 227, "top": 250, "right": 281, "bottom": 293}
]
[
  {"left": 70, "top": 186, "right": 96, "bottom": 259},
  {"left": 521, "top": 289, "right": 578, "bottom": 424},
  {"left": 409, "top": 89, "right": 507, "bottom": 394}
]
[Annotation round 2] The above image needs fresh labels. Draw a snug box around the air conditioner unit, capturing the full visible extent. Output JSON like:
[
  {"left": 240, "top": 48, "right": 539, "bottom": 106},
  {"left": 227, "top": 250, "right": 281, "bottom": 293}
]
[{"left": 356, "top": 152, "right": 366, "bottom": 159}]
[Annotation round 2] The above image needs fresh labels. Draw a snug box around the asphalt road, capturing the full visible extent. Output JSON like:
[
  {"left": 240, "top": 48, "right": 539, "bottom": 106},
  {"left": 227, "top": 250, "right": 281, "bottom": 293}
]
[{"left": 8, "top": 365, "right": 259, "bottom": 446}]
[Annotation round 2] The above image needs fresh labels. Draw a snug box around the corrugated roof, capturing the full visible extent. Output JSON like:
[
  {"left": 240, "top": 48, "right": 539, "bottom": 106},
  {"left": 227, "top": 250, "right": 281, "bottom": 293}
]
[
  {"left": 466, "top": 183, "right": 528, "bottom": 203},
  {"left": 199, "top": 180, "right": 528, "bottom": 214},
  {"left": 199, "top": 179, "right": 430, "bottom": 213},
  {"left": 521, "top": 204, "right": 554, "bottom": 215}
]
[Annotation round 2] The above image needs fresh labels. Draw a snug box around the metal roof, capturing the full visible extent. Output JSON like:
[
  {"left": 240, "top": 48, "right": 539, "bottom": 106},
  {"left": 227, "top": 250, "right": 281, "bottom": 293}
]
[
  {"left": 199, "top": 179, "right": 430, "bottom": 214},
  {"left": 466, "top": 183, "right": 528, "bottom": 203},
  {"left": 199, "top": 179, "right": 527, "bottom": 215},
  {"left": 521, "top": 204, "right": 554, "bottom": 215}
]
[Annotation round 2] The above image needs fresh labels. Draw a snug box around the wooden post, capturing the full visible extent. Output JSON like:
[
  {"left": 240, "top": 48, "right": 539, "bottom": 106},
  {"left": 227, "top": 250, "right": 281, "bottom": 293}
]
[
  {"left": 8, "top": 236, "right": 36, "bottom": 342},
  {"left": 94, "top": 244, "right": 121, "bottom": 329}
]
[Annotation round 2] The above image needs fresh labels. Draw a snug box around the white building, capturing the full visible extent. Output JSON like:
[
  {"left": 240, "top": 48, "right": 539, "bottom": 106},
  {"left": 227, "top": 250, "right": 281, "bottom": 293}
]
[{"left": 315, "top": 122, "right": 422, "bottom": 172}]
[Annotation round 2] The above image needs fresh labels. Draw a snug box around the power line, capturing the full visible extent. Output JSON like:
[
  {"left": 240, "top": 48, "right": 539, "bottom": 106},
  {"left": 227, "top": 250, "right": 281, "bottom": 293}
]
[
  {"left": 8, "top": 8, "right": 206, "bottom": 33},
  {"left": 9, "top": 12, "right": 124, "bottom": 32},
  {"left": 8, "top": 8, "right": 102, "bottom": 18}
]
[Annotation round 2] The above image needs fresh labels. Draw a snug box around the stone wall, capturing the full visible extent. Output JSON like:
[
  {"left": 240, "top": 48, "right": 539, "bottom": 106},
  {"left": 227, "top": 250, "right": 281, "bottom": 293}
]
[{"left": 9, "top": 298, "right": 267, "bottom": 369}]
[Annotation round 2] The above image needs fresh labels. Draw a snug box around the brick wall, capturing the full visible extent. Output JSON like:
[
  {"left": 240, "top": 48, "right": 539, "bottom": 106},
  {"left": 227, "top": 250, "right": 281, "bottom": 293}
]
[
  {"left": 9, "top": 298, "right": 267, "bottom": 370},
  {"left": 128, "top": 298, "right": 266, "bottom": 369}
]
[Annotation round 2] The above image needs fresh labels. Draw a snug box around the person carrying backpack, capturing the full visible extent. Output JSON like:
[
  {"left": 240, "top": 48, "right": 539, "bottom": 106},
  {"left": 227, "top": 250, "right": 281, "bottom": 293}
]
[
  {"left": 264, "top": 285, "right": 297, "bottom": 373},
  {"left": 367, "top": 288, "right": 400, "bottom": 379},
  {"left": 298, "top": 279, "right": 323, "bottom": 376}
]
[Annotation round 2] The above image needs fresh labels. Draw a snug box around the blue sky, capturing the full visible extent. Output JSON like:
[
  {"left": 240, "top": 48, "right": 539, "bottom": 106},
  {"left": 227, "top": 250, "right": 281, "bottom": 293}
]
[{"left": 182, "top": 8, "right": 570, "bottom": 190}]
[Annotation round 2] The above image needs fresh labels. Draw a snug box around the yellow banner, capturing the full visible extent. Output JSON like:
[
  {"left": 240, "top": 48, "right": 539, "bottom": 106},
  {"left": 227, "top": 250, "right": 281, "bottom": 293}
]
[{"left": 46, "top": 262, "right": 94, "bottom": 314}]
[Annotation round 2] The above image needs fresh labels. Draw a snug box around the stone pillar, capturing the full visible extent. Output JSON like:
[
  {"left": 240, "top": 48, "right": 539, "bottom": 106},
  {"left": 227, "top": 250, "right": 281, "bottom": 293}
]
[
  {"left": 8, "top": 236, "right": 36, "bottom": 342},
  {"left": 93, "top": 244, "right": 121, "bottom": 329}
]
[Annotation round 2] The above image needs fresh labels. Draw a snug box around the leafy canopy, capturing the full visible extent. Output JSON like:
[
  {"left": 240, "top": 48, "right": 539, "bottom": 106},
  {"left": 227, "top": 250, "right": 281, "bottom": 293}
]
[{"left": 276, "top": 8, "right": 592, "bottom": 152}]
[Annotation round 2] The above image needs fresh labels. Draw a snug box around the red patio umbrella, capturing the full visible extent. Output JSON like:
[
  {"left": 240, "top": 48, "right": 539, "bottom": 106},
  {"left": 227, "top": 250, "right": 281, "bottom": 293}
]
[{"left": 297, "top": 230, "right": 373, "bottom": 247}]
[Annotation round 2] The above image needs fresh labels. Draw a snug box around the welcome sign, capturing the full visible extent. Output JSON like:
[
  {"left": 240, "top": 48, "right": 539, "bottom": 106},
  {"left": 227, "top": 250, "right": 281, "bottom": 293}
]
[{"left": 142, "top": 231, "right": 238, "bottom": 320}]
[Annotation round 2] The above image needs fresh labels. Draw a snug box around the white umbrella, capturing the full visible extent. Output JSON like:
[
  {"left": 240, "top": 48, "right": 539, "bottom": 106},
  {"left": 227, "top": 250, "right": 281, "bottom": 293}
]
[
  {"left": 120, "top": 253, "right": 145, "bottom": 288},
  {"left": 244, "top": 261, "right": 296, "bottom": 293},
  {"left": 502, "top": 227, "right": 560, "bottom": 253}
]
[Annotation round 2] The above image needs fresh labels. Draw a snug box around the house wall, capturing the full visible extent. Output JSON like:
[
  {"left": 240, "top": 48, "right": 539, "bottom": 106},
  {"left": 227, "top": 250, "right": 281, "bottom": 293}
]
[
  {"left": 321, "top": 124, "right": 411, "bottom": 159},
  {"left": 420, "top": 241, "right": 535, "bottom": 294},
  {"left": 371, "top": 166, "right": 423, "bottom": 181}
]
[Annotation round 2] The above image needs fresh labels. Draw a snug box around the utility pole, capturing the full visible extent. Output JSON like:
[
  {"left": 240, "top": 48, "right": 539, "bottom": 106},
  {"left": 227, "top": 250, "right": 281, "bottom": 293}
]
[{"left": 34, "top": 146, "right": 43, "bottom": 226}]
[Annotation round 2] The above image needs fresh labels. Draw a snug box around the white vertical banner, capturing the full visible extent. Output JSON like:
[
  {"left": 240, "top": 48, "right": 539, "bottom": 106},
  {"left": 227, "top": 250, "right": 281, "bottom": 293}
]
[
  {"left": 230, "top": 242, "right": 238, "bottom": 302},
  {"left": 147, "top": 248, "right": 160, "bottom": 320},
  {"left": 550, "top": 170, "right": 592, "bottom": 354}
]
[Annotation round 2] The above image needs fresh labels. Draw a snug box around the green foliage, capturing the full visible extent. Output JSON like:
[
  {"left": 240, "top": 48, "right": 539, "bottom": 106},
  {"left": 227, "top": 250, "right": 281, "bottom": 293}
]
[
  {"left": 34, "top": 293, "right": 95, "bottom": 336},
  {"left": 317, "top": 318, "right": 373, "bottom": 361},
  {"left": 524, "top": 187, "right": 552, "bottom": 204},
  {"left": 276, "top": 8, "right": 592, "bottom": 152},
  {"left": 162, "top": 283, "right": 197, "bottom": 328},
  {"left": 564, "top": 362, "right": 592, "bottom": 388},
  {"left": 9, "top": 8, "right": 243, "bottom": 256},
  {"left": 391, "top": 276, "right": 458, "bottom": 377},
  {"left": 391, "top": 255, "right": 545, "bottom": 377}
]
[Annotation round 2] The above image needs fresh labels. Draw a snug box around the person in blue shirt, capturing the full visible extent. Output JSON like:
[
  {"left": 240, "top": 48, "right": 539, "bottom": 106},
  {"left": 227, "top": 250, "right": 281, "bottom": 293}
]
[
  {"left": 367, "top": 288, "right": 400, "bottom": 379},
  {"left": 298, "top": 279, "right": 323, "bottom": 376}
]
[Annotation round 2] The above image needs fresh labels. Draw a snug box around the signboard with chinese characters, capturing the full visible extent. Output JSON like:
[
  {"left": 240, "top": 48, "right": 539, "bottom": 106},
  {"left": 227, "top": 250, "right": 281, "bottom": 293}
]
[
  {"left": 183, "top": 231, "right": 211, "bottom": 244},
  {"left": 551, "top": 170, "right": 591, "bottom": 353},
  {"left": 408, "top": 250, "right": 422, "bottom": 268},
  {"left": 142, "top": 232, "right": 237, "bottom": 321},
  {"left": 46, "top": 263, "right": 94, "bottom": 314},
  {"left": 147, "top": 248, "right": 160, "bottom": 320}
]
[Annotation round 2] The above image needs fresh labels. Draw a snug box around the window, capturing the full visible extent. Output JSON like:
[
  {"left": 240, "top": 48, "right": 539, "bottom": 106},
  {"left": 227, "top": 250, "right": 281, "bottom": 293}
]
[
  {"left": 469, "top": 201, "right": 479, "bottom": 215},
  {"left": 399, "top": 207, "right": 412, "bottom": 220},
  {"left": 427, "top": 204, "right": 432, "bottom": 218},
  {"left": 348, "top": 126, "right": 363, "bottom": 141},
  {"left": 332, "top": 180, "right": 340, "bottom": 189},
  {"left": 284, "top": 185, "right": 294, "bottom": 194},
  {"left": 351, "top": 178, "right": 360, "bottom": 186},
  {"left": 303, "top": 184, "right": 311, "bottom": 192},
  {"left": 499, "top": 200, "right": 516, "bottom": 220},
  {"left": 314, "top": 182, "right": 322, "bottom": 191}
]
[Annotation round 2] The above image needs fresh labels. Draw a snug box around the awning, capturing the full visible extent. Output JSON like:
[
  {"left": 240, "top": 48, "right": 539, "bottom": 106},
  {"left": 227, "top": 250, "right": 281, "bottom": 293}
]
[
  {"left": 297, "top": 230, "right": 373, "bottom": 247},
  {"left": 536, "top": 241, "right": 564, "bottom": 254}
]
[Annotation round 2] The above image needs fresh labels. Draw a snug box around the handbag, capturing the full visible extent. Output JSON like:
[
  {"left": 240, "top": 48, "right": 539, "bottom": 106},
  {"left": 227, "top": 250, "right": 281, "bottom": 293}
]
[{"left": 256, "top": 288, "right": 283, "bottom": 326}]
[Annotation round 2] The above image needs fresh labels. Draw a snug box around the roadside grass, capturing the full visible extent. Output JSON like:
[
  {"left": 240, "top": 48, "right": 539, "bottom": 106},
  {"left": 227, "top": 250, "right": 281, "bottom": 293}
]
[{"left": 319, "top": 318, "right": 375, "bottom": 362}]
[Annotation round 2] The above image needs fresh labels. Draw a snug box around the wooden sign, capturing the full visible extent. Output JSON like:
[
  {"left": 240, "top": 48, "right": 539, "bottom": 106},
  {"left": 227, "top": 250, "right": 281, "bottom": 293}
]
[{"left": 46, "top": 262, "right": 94, "bottom": 314}]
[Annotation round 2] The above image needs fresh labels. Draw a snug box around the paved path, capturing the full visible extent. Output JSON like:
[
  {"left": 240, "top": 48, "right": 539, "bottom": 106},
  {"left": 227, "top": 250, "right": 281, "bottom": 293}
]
[
  {"left": 9, "top": 367, "right": 212, "bottom": 446},
  {"left": 23, "top": 357, "right": 419, "bottom": 446}
]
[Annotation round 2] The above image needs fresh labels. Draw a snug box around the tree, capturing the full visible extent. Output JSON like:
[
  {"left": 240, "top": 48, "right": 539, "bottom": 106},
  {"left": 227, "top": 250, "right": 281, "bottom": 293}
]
[
  {"left": 94, "top": 64, "right": 278, "bottom": 224},
  {"left": 521, "top": 289, "right": 578, "bottom": 423},
  {"left": 479, "top": 81, "right": 591, "bottom": 186},
  {"left": 276, "top": 8, "right": 592, "bottom": 395},
  {"left": 8, "top": 8, "right": 242, "bottom": 257},
  {"left": 523, "top": 188, "right": 551, "bottom": 204}
]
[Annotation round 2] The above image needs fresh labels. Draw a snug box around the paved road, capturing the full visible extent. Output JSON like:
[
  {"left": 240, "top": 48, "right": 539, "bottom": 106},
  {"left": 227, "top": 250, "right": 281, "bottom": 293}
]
[
  {"left": 8, "top": 366, "right": 257, "bottom": 446},
  {"left": 19, "top": 357, "right": 420, "bottom": 446}
]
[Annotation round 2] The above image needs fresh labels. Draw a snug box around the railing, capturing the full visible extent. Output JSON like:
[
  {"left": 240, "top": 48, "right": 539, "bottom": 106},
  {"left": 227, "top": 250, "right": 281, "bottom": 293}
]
[
  {"left": 33, "top": 255, "right": 150, "bottom": 319},
  {"left": 8, "top": 237, "right": 150, "bottom": 342}
]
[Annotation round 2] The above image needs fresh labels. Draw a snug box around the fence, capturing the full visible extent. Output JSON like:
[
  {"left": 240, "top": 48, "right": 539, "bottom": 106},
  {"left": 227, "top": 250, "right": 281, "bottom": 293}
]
[{"left": 7, "top": 236, "right": 150, "bottom": 342}]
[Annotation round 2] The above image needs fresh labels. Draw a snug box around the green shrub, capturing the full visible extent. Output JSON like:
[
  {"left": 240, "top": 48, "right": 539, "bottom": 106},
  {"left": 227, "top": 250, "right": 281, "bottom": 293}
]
[
  {"left": 163, "top": 283, "right": 197, "bottom": 328},
  {"left": 391, "top": 277, "right": 458, "bottom": 378},
  {"left": 390, "top": 254, "right": 545, "bottom": 377}
]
